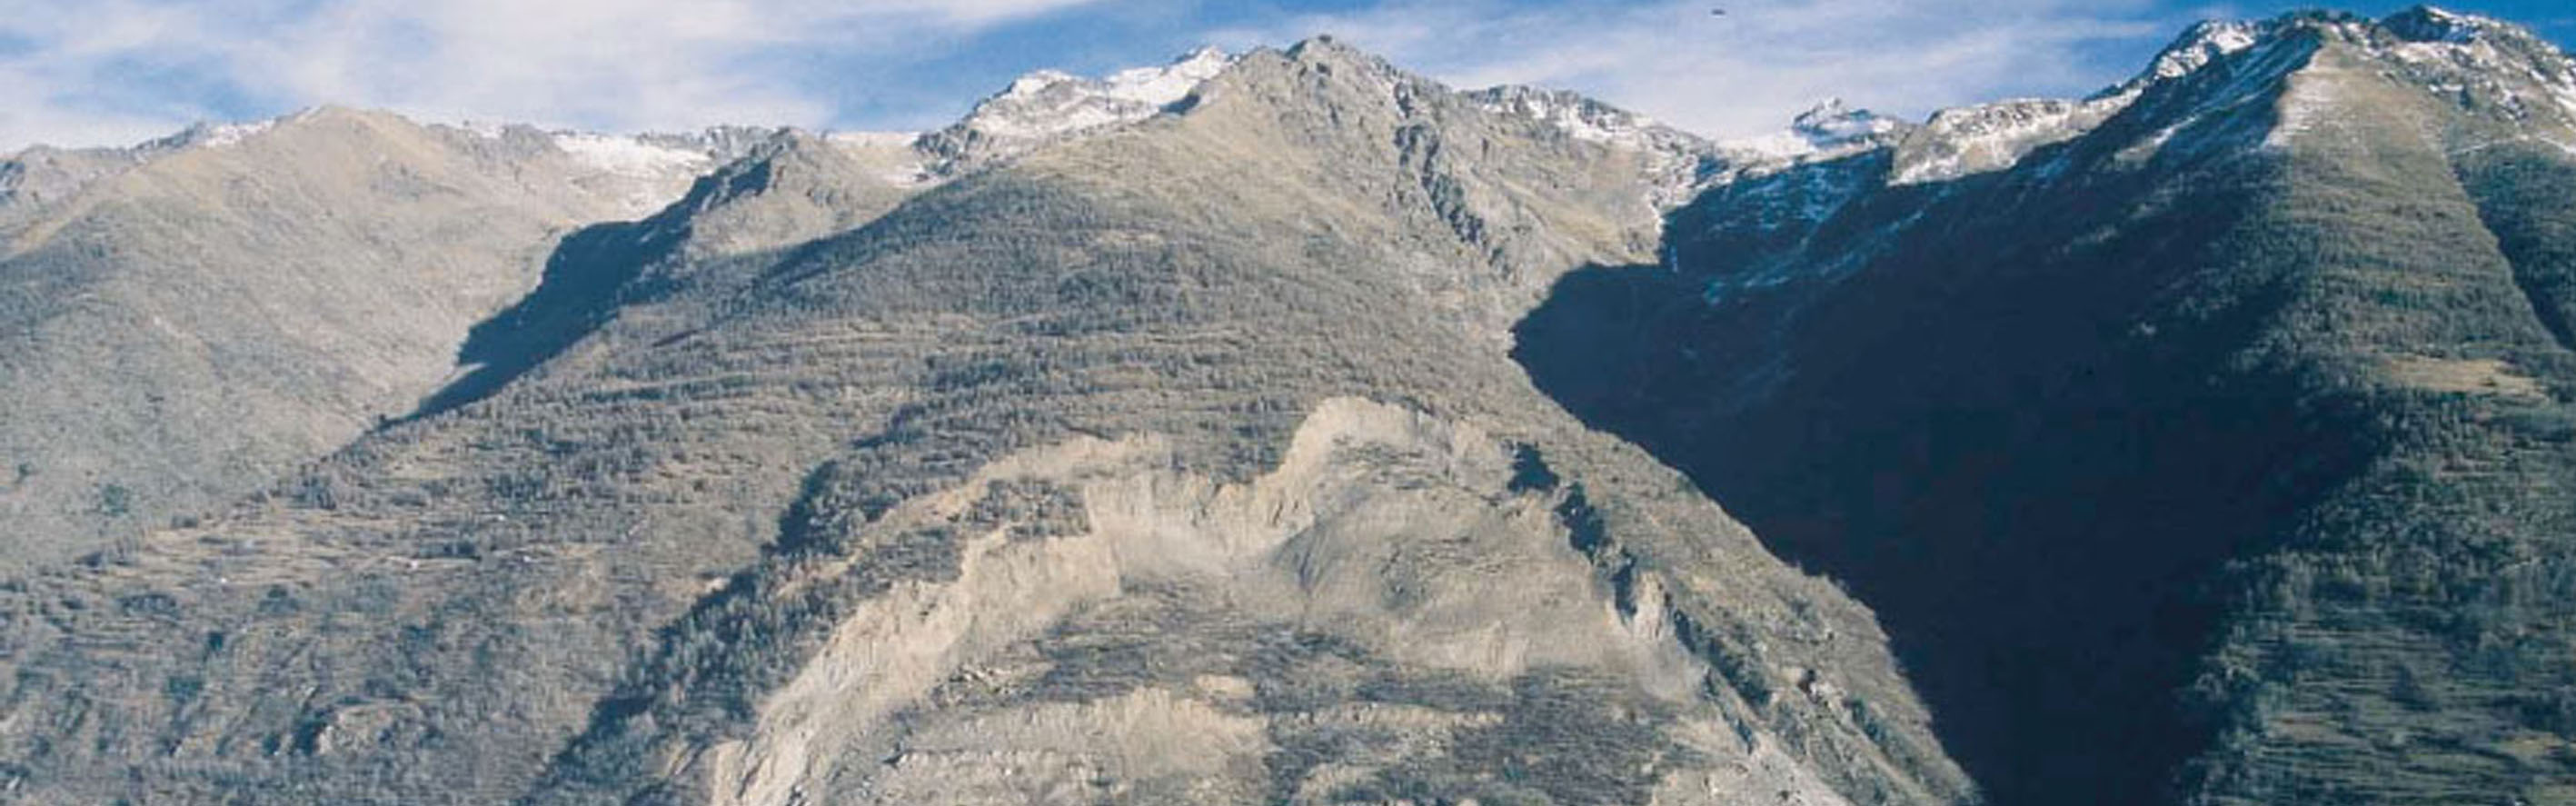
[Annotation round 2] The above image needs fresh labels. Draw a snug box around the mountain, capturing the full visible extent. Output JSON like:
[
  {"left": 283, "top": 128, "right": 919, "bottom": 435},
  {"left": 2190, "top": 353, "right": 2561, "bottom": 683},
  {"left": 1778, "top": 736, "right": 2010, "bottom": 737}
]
[
  {"left": 0, "top": 110, "right": 791, "bottom": 574},
  {"left": 10, "top": 6, "right": 2576, "bottom": 804},
  {"left": 0, "top": 39, "right": 1968, "bottom": 806},
  {"left": 1520, "top": 6, "right": 2576, "bottom": 804},
  {"left": 918, "top": 46, "right": 1238, "bottom": 174}
]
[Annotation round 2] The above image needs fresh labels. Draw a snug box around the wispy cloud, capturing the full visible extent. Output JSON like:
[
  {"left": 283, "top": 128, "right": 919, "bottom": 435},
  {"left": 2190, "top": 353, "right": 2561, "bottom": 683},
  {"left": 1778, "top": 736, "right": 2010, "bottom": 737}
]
[
  {"left": 1202, "top": 0, "right": 2178, "bottom": 138},
  {"left": 8, "top": 0, "right": 2554, "bottom": 154},
  {"left": 0, "top": 0, "right": 1100, "bottom": 151}
]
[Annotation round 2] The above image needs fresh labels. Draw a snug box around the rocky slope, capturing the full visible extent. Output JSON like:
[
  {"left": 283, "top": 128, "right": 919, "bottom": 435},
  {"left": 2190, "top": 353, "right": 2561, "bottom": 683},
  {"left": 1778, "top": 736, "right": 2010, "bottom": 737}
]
[
  {"left": 1521, "top": 7, "right": 2576, "bottom": 804},
  {"left": 0, "top": 39, "right": 1967, "bottom": 806},
  {"left": 0, "top": 110, "right": 790, "bottom": 573}
]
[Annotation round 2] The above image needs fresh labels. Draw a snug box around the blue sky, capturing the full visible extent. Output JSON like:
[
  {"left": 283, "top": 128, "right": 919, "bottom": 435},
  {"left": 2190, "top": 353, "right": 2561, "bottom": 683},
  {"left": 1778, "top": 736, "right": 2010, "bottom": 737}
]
[{"left": 1, "top": 0, "right": 2570, "bottom": 152}]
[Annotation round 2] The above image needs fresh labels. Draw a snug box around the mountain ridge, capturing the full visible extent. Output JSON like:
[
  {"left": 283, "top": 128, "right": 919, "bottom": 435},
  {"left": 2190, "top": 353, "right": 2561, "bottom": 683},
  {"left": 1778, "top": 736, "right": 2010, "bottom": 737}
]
[
  {"left": 1518, "top": 5, "right": 2576, "bottom": 803},
  {"left": 7, "top": 6, "right": 2576, "bottom": 805},
  {"left": 0, "top": 34, "right": 1967, "bottom": 806}
]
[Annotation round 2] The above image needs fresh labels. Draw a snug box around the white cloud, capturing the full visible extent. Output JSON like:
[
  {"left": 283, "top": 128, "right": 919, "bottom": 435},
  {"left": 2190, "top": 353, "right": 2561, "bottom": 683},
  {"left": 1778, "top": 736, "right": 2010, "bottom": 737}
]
[
  {"left": 0, "top": 0, "right": 2262, "bottom": 154},
  {"left": 1204, "top": 0, "right": 2176, "bottom": 138},
  {"left": 0, "top": 0, "right": 1099, "bottom": 152}
]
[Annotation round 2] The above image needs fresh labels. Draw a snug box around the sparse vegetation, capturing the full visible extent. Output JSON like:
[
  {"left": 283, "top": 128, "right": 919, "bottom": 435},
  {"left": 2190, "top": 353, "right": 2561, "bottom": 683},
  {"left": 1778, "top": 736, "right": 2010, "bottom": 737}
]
[
  {"left": 94, "top": 483, "right": 132, "bottom": 517},
  {"left": 0, "top": 39, "right": 1963, "bottom": 806},
  {"left": 0, "top": 108, "right": 728, "bottom": 573}
]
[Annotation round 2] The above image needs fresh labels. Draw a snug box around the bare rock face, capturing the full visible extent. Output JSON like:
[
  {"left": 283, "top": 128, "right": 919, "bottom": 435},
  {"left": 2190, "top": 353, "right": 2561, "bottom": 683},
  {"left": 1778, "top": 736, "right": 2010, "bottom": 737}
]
[
  {"left": 597, "top": 399, "right": 1865, "bottom": 805},
  {"left": 0, "top": 38, "right": 1968, "bottom": 806}
]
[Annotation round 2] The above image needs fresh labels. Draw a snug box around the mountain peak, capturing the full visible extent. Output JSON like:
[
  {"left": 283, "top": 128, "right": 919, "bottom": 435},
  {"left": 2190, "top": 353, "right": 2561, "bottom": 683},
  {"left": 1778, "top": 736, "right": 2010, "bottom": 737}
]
[
  {"left": 1002, "top": 69, "right": 1083, "bottom": 96},
  {"left": 921, "top": 46, "right": 1238, "bottom": 169},
  {"left": 1790, "top": 98, "right": 1900, "bottom": 141},
  {"left": 2356, "top": 5, "right": 2576, "bottom": 133},
  {"left": 1721, "top": 5, "right": 2576, "bottom": 190},
  {"left": 1468, "top": 85, "right": 1691, "bottom": 146},
  {"left": 2382, "top": 5, "right": 2517, "bottom": 44},
  {"left": 128, "top": 106, "right": 373, "bottom": 154},
  {"left": 1285, "top": 34, "right": 1358, "bottom": 59},
  {"left": 1101, "top": 45, "right": 1230, "bottom": 99},
  {"left": 2143, "top": 19, "right": 2266, "bottom": 80},
  {"left": 1863, "top": 16, "right": 2282, "bottom": 184},
  {"left": 1716, "top": 98, "right": 1908, "bottom": 166},
  {"left": 975, "top": 47, "right": 1235, "bottom": 125},
  {"left": 2372, "top": 4, "right": 2570, "bottom": 73},
  {"left": 142, "top": 120, "right": 278, "bottom": 152}
]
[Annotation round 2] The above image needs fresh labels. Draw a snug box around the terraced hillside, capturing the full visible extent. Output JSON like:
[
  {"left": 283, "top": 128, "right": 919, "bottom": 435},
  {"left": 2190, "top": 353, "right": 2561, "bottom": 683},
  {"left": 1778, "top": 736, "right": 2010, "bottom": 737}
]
[
  {"left": 0, "top": 41, "right": 1968, "bottom": 805},
  {"left": 0, "top": 111, "right": 762, "bottom": 572}
]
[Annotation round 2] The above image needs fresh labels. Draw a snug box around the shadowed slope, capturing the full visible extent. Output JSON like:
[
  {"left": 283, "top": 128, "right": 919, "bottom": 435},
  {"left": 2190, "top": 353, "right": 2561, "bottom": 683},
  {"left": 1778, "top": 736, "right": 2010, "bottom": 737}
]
[
  {"left": 1520, "top": 10, "right": 2576, "bottom": 804},
  {"left": 409, "top": 131, "right": 919, "bottom": 422}
]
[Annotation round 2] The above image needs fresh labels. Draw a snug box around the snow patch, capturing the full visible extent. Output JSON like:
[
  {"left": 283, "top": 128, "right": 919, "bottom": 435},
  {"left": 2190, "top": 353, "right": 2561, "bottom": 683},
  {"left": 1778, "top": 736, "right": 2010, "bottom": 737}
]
[
  {"left": 137, "top": 114, "right": 295, "bottom": 154},
  {"left": 1889, "top": 96, "right": 2132, "bottom": 185},
  {"left": 2119, "top": 120, "right": 2188, "bottom": 164},
  {"left": 956, "top": 47, "right": 1234, "bottom": 143},
  {"left": 2391, "top": 6, "right": 2498, "bottom": 44},
  {"left": 1719, "top": 98, "right": 1905, "bottom": 164},
  {"left": 1475, "top": 87, "right": 1663, "bottom": 145},
  {"left": 2264, "top": 66, "right": 2342, "bottom": 149},
  {"left": 1793, "top": 98, "right": 1905, "bottom": 146},
  {"left": 552, "top": 133, "right": 712, "bottom": 178},
  {"left": 1474, "top": 85, "right": 1723, "bottom": 210},
  {"left": 825, "top": 131, "right": 920, "bottom": 149},
  {"left": 549, "top": 132, "right": 724, "bottom": 214},
  {"left": 1100, "top": 46, "right": 1230, "bottom": 106},
  {"left": 2370, "top": 5, "right": 2576, "bottom": 132},
  {"left": 1722, "top": 132, "right": 1826, "bottom": 163},
  {"left": 2151, "top": 21, "right": 2263, "bottom": 79},
  {"left": 197, "top": 121, "right": 273, "bottom": 149}
]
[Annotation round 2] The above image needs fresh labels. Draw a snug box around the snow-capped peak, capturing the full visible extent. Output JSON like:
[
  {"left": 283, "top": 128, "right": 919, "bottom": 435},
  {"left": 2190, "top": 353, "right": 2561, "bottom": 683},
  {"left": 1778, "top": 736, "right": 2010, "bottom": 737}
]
[
  {"left": 1005, "top": 70, "right": 1083, "bottom": 97},
  {"left": 951, "top": 47, "right": 1237, "bottom": 144},
  {"left": 1792, "top": 98, "right": 1905, "bottom": 145},
  {"left": 1762, "top": 16, "right": 2290, "bottom": 186},
  {"left": 1889, "top": 96, "right": 2128, "bottom": 185},
  {"left": 2366, "top": 5, "right": 2576, "bottom": 134},
  {"left": 908, "top": 46, "right": 1240, "bottom": 173},
  {"left": 2148, "top": 20, "right": 2264, "bottom": 80},
  {"left": 1099, "top": 45, "right": 1232, "bottom": 106},
  {"left": 1470, "top": 85, "right": 1683, "bottom": 146},
  {"left": 1705, "top": 16, "right": 2286, "bottom": 189},
  {"left": 2382, "top": 5, "right": 2509, "bottom": 45},
  {"left": 1467, "top": 85, "right": 1719, "bottom": 208},
  {"left": 1875, "top": 18, "right": 2279, "bottom": 185},
  {"left": 1719, "top": 98, "right": 1908, "bottom": 164},
  {"left": 194, "top": 121, "right": 274, "bottom": 149},
  {"left": 135, "top": 114, "right": 296, "bottom": 154}
]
